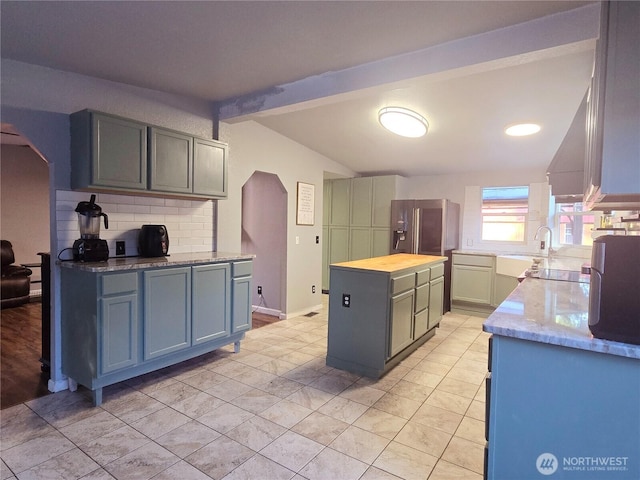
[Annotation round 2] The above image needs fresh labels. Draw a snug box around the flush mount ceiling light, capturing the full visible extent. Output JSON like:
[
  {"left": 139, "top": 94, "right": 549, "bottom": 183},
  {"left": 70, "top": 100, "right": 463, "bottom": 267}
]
[
  {"left": 505, "top": 123, "right": 541, "bottom": 136},
  {"left": 378, "top": 107, "right": 428, "bottom": 138}
]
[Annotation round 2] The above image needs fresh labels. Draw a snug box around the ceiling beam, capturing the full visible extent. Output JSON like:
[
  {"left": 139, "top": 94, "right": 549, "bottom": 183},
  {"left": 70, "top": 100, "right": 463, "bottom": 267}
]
[{"left": 219, "top": 3, "right": 599, "bottom": 122}]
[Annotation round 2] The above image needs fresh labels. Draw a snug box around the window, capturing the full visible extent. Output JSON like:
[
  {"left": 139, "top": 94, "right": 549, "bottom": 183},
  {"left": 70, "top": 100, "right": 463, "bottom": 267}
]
[
  {"left": 555, "top": 202, "right": 599, "bottom": 247},
  {"left": 481, "top": 186, "right": 529, "bottom": 242}
]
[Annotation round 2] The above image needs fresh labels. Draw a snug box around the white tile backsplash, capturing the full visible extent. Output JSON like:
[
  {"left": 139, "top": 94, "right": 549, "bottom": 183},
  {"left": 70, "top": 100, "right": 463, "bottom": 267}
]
[{"left": 55, "top": 190, "right": 217, "bottom": 259}]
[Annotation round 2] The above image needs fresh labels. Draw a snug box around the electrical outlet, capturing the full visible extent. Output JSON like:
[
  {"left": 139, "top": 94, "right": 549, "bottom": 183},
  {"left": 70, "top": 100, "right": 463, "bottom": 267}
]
[
  {"left": 316, "top": 236, "right": 320, "bottom": 244},
  {"left": 312, "top": 285, "right": 316, "bottom": 293},
  {"left": 257, "top": 286, "right": 262, "bottom": 295},
  {"left": 540, "top": 240, "right": 546, "bottom": 250},
  {"left": 116, "top": 241, "right": 125, "bottom": 256},
  {"left": 342, "top": 293, "right": 351, "bottom": 308}
]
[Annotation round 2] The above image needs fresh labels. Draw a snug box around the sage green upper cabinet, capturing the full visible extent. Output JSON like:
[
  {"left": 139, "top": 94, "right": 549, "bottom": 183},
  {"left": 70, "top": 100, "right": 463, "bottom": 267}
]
[
  {"left": 71, "top": 110, "right": 228, "bottom": 199},
  {"left": 71, "top": 110, "right": 148, "bottom": 191},
  {"left": 584, "top": 1, "right": 640, "bottom": 206},
  {"left": 193, "top": 137, "right": 227, "bottom": 197},
  {"left": 149, "top": 127, "right": 193, "bottom": 194}
]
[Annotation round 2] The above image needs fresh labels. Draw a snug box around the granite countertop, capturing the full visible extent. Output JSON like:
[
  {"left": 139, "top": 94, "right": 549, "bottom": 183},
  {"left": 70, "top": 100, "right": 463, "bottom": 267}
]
[
  {"left": 483, "top": 276, "right": 640, "bottom": 360},
  {"left": 58, "top": 251, "right": 255, "bottom": 272},
  {"left": 332, "top": 253, "right": 446, "bottom": 273}
]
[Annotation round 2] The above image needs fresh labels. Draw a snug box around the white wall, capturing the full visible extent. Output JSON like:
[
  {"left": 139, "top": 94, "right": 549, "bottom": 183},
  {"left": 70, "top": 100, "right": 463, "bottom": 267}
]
[{"left": 218, "top": 120, "right": 355, "bottom": 317}]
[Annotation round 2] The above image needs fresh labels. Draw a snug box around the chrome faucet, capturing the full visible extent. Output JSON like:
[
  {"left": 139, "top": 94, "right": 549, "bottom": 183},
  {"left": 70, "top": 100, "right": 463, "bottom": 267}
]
[{"left": 535, "top": 226, "right": 555, "bottom": 256}]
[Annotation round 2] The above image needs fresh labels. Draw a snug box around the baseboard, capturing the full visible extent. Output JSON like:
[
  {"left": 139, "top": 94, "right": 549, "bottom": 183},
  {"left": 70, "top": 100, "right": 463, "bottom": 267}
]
[
  {"left": 252, "top": 306, "right": 284, "bottom": 319},
  {"left": 283, "top": 303, "right": 323, "bottom": 320}
]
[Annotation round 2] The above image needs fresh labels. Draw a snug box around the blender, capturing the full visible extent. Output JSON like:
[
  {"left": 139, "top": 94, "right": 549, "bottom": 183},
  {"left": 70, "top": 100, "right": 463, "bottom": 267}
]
[{"left": 73, "top": 194, "right": 110, "bottom": 261}]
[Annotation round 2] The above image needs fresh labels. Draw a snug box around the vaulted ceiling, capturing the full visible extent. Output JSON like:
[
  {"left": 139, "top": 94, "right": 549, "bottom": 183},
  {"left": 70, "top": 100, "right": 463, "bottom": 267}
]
[{"left": 1, "top": 1, "right": 598, "bottom": 176}]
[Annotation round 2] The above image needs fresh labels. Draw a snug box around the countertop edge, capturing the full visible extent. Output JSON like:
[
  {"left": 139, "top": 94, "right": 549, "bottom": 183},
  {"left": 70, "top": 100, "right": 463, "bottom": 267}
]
[
  {"left": 482, "top": 323, "right": 640, "bottom": 360},
  {"left": 58, "top": 251, "right": 255, "bottom": 272}
]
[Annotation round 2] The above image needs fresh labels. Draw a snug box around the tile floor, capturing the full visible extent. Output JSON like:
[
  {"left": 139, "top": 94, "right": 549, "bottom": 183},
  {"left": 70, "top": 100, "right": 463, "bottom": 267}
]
[{"left": 1, "top": 298, "right": 489, "bottom": 480}]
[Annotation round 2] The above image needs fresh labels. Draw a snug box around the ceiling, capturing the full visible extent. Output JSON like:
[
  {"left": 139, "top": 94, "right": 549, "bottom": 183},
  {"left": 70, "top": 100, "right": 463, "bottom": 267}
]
[{"left": 1, "top": 1, "right": 597, "bottom": 177}]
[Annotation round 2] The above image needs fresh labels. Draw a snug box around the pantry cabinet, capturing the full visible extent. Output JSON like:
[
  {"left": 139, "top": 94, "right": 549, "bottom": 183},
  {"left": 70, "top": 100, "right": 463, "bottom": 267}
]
[
  {"left": 71, "top": 110, "right": 228, "bottom": 199},
  {"left": 323, "top": 175, "right": 398, "bottom": 290}
]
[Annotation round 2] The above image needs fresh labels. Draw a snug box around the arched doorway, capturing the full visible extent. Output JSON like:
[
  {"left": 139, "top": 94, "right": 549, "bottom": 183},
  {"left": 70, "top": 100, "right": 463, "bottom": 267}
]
[
  {"left": 0, "top": 126, "right": 52, "bottom": 408},
  {"left": 241, "top": 171, "right": 287, "bottom": 317}
]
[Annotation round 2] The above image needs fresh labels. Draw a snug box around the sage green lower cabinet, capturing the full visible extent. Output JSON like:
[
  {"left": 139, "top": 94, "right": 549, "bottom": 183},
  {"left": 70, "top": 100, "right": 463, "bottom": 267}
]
[
  {"left": 231, "top": 261, "right": 253, "bottom": 333},
  {"left": 327, "top": 257, "right": 444, "bottom": 378},
  {"left": 61, "top": 259, "right": 251, "bottom": 406},
  {"left": 144, "top": 267, "right": 191, "bottom": 360},
  {"left": 192, "top": 263, "right": 230, "bottom": 344},
  {"left": 452, "top": 253, "right": 496, "bottom": 316},
  {"left": 428, "top": 275, "right": 445, "bottom": 329}
]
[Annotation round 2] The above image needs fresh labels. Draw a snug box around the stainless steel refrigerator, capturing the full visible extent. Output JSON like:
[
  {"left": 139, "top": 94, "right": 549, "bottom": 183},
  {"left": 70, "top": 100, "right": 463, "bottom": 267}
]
[{"left": 390, "top": 199, "right": 460, "bottom": 312}]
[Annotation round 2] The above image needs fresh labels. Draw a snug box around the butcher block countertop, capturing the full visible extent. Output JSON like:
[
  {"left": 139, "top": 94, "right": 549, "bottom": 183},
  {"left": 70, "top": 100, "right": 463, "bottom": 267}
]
[{"left": 332, "top": 253, "right": 446, "bottom": 273}]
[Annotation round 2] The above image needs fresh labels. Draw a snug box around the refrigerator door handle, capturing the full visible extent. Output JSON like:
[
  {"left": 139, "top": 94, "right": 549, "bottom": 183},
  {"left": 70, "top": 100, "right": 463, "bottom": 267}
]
[{"left": 413, "top": 208, "right": 420, "bottom": 253}]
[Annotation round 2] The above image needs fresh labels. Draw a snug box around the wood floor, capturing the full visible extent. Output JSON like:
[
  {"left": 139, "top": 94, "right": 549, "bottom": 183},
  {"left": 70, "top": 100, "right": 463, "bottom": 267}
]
[
  {"left": 0, "top": 302, "right": 281, "bottom": 409},
  {"left": 1, "top": 300, "right": 50, "bottom": 410}
]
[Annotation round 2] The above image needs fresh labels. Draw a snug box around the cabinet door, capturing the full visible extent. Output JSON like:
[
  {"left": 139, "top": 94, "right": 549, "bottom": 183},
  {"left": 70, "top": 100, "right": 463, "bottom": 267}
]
[
  {"left": 101, "top": 294, "right": 138, "bottom": 374},
  {"left": 389, "top": 289, "right": 415, "bottom": 358},
  {"left": 372, "top": 176, "right": 396, "bottom": 227},
  {"left": 193, "top": 138, "right": 227, "bottom": 197},
  {"left": 350, "top": 177, "right": 373, "bottom": 227},
  {"left": 232, "top": 276, "right": 252, "bottom": 333},
  {"left": 323, "top": 181, "right": 332, "bottom": 226},
  {"left": 329, "top": 179, "right": 351, "bottom": 226},
  {"left": 92, "top": 113, "right": 148, "bottom": 190},
  {"left": 349, "top": 227, "right": 372, "bottom": 261},
  {"left": 192, "top": 264, "right": 230, "bottom": 345},
  {"left": 372, "top": 228, "right": 391, "bottom": 257},
  {"left": 328, "top": 227, "right": 350, "bottom": 264},
  {"left": 143, "top": 267, "right": 191, "bottom": 360},
  {"left": 452, "top": 265, "right": 493, "bottom": 305},
  {"left": 149, "top": 127, "right": 193, "bottom": 194},
  {"left": 428, "top": 276, "right": 444, "bottom": 330},
  {"left": 322, "top": 226, "right": 329, "bottom": 291}
]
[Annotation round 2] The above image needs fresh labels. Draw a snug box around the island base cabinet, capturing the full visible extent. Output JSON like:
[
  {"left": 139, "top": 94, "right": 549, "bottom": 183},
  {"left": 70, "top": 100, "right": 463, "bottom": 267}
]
[
  {"left": 61, "top": 260, "right": 251, "bottom": 406},
  {"left": 486, "top": 336, "right": 640, "bottom": 479},
  {"left": 327, "top": 256, "right": 445, "bottom": 378}
]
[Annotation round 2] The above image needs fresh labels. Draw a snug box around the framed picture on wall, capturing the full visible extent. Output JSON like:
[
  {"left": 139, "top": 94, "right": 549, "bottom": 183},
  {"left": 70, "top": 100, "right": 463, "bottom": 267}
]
[{"left": 296, "top": 182, "right": 315, "bottom": 225}]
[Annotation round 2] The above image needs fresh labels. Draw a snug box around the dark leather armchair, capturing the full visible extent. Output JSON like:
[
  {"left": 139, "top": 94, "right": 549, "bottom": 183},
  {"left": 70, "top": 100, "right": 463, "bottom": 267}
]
[{"left": 1, "top": 240, "right": 33, "bottom": 308}]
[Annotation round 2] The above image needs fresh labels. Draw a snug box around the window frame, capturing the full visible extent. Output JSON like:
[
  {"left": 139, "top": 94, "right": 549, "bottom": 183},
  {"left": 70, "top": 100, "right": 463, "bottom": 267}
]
[
  {"left": 554, "top": 202, "right": 601, "bottom": 248},
  {"left": 480, "top": 186, "right": 529, "bottom": 244}
]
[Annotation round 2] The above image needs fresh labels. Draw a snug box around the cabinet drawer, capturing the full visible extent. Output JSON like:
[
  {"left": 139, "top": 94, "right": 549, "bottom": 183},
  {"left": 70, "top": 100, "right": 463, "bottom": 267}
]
[
  {"left": 416, "top": 268, "right": 431, "bottom": 286},
  {"left": 415, "top": 283, "right": 430, "bottom": 312},
  {"left": 102, "top": 272, "right": 137, "bottom": 296},
  {"left": 453, "top": 254, "right": 494, "bottom": 267},
  {"left": 430, "top": 263, "right": 445, "bottom": 279},
  {"left": 391, "top": 272, "right": 415, "bottom": 295},
  {"left": 232, "top": 261, "right": 252, "bottom": 277}
]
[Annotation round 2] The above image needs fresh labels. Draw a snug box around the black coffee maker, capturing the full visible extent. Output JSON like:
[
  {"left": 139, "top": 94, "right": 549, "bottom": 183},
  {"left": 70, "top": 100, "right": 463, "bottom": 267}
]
[{"left": 73, "top": 195, "right": 110, "bottom": 262}]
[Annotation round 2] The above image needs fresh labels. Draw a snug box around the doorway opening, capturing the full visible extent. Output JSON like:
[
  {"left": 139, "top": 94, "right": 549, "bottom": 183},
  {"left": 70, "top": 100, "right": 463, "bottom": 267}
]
[
  {"left": 241, "top": 171, "right": 287, "bottom": 318},
  {"left": 0, "top": 127, "right": 52, "bottom": 409}
]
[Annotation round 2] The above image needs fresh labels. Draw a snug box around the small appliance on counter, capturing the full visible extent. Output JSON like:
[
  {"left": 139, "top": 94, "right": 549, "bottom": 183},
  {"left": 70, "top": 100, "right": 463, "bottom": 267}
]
[
  {"left": 138, "top": 225, "right": 169, "bottom": 257},
  {"left": 588, "top": 235, "right": 640, "bottom": 345},
  {"left": 73, "top": 194, "right": 109, "bottom": 262}
]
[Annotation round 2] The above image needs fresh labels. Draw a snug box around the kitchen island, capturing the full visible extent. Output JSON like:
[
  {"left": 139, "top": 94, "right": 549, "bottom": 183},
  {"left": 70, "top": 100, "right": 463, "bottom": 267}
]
[
  {"left": 483, "top": 275, "right": 640, "bottom": 479},
  {"left": 327, "top": 253, "right": 446, "bottom": 378},
  {"left": 60, "top": 252, "right": 254, "bottom": 405}
]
